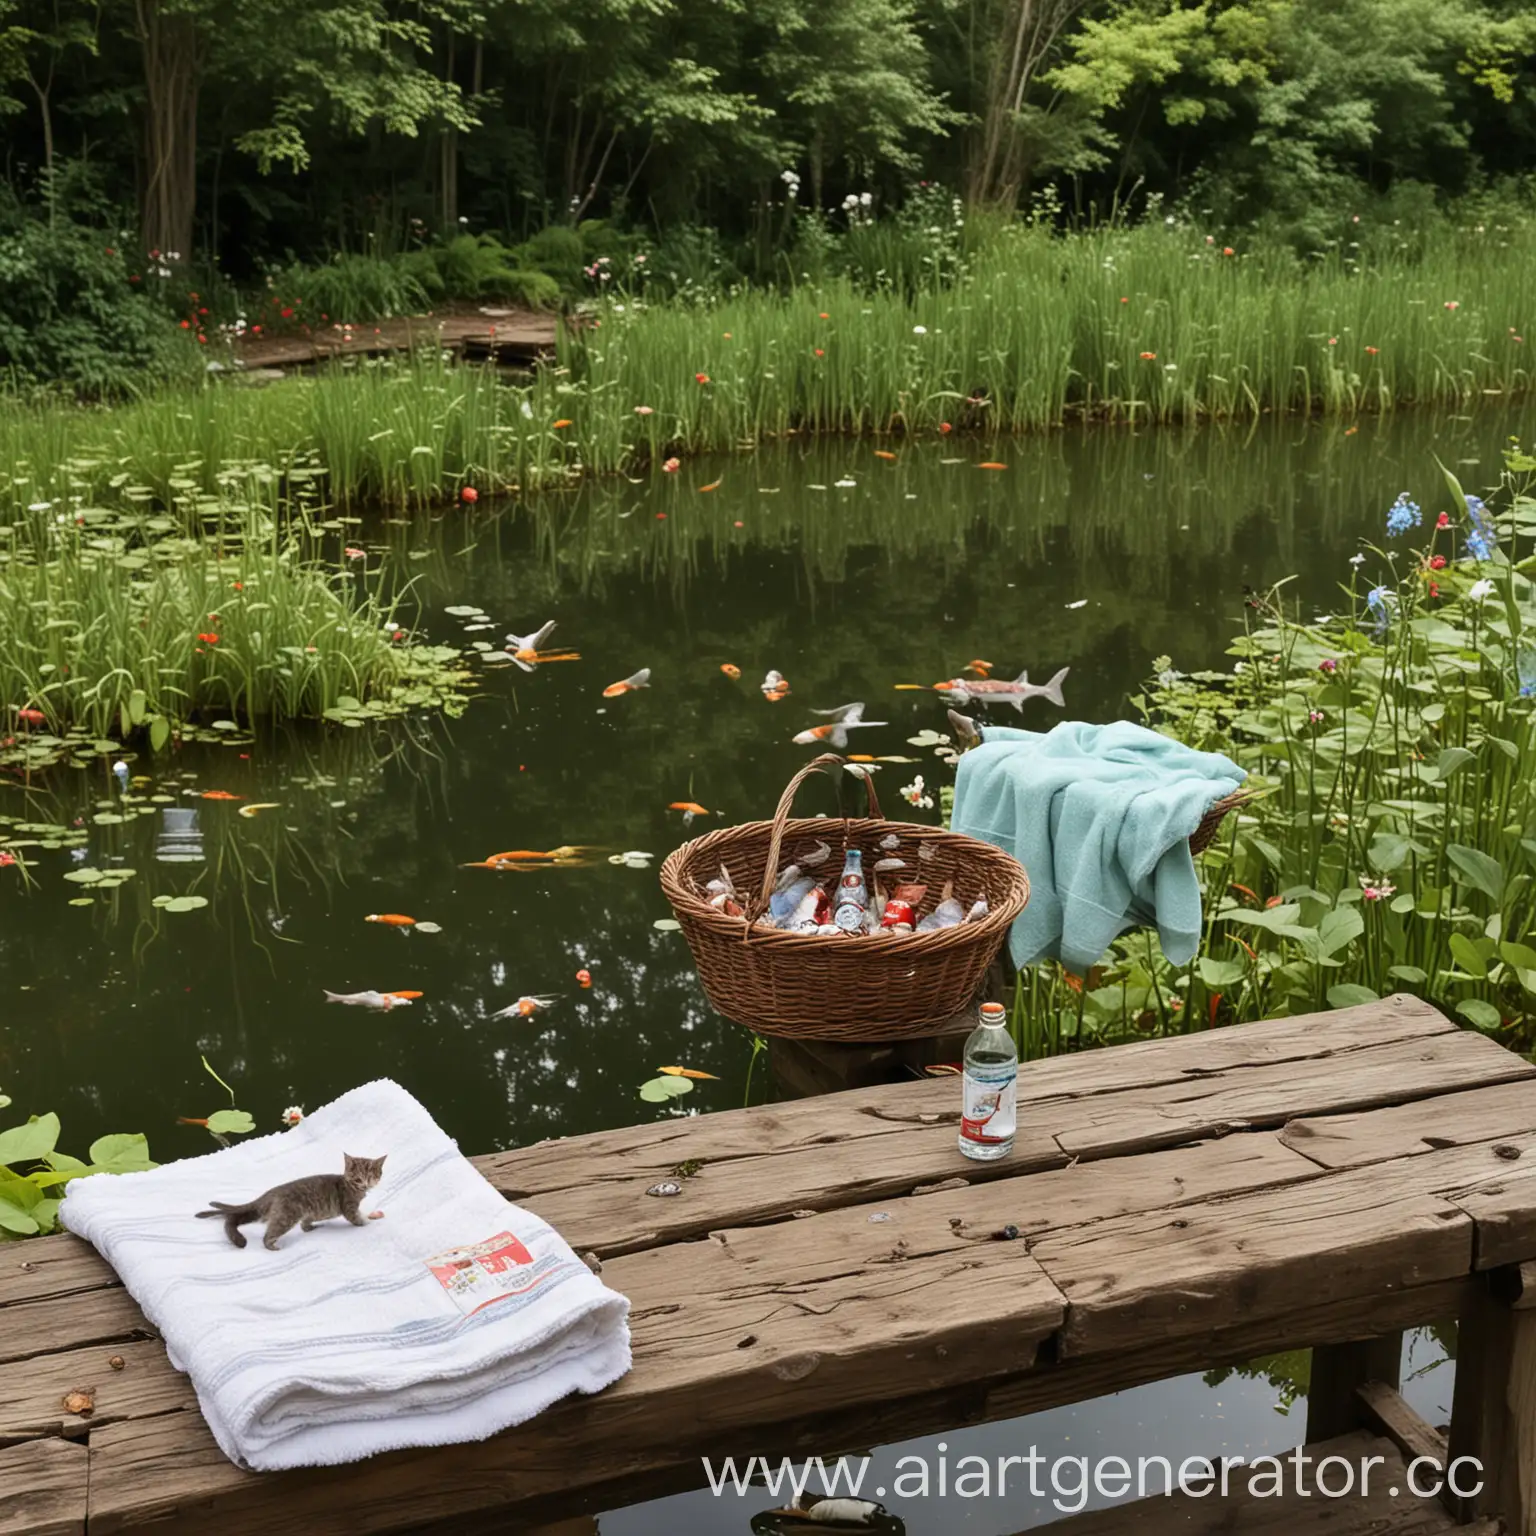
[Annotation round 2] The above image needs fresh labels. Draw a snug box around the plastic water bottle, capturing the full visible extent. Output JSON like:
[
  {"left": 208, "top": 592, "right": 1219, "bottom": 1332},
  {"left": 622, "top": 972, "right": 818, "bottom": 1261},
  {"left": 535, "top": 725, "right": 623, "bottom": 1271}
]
[
  {"left": 959, "top": 1001, "right": 1017, "bottom": 1161},
  {"left": 832, "top": 848, "right": 868, "bottom": 933}
]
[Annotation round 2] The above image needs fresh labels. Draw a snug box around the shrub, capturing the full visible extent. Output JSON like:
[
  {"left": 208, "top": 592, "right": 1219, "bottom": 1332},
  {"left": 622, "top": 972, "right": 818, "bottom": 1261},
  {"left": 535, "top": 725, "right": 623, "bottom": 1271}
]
[{"left": 403, "top": 235, "right": 560, "bottom": 308}]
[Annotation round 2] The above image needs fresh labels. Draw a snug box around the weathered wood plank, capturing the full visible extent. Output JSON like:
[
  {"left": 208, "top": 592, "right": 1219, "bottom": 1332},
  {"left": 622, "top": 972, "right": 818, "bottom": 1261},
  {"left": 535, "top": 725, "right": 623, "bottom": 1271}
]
[
  {"left": 1283, "top": 1078, "right": 1536, "bottom": 1170},
  {"left": 1446, "top": 1159, "right": 1536, "bottom": 1270},
  {"left": 0, "top": 1241, "right": 117, "bottom": 1310},
  {"left": 1355, "top": 1380, "right": 1448, "bottom": 1470},
  {"left": 0, "top": 1339, "right": 192, "bottom": 1444},
  {"left": 0, "top": 1288, "right": 154, "bottom": 1366},
  {"left": 1029, "top": 1133, "right": 1536, "bottom": 1357},
  {"left": 0, "top": 1435, "right": 87, "bottom": 1536},
  {"left": 1307, "top": 1334, "right": 1402, "bottom": 1442},
  {"left": 1035, "top": 1432, "right": 1471, "bottom": 1536},
  {"left": 1056, "top": 1029, "right": 1536, "bottom": 1161}
]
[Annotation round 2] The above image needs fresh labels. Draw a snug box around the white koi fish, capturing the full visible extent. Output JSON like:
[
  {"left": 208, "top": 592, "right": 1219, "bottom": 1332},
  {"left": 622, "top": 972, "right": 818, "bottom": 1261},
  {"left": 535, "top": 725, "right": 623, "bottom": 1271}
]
[
  {"left": 792, "top": 702, "right": 888, "bottom": 749},
  {"left": 323, "top": 989, "right": 413, "bottom": 1011},
  {"left": 937, "top": 666, "right": 1069, "bottom": 712}
]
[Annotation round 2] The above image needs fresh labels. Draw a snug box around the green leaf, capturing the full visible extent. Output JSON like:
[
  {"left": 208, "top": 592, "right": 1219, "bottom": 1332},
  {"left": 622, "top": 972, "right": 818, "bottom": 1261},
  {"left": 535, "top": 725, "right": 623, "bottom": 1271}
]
[
  {"left": 0, "top": 1189, "right": 40, "bottom": 1235},
  {"left": 149, "top": 715, "right": 171, "bottom": 752},
  {"left": 32, "top": 1198, "right": 60, "bottom": 1234},
  {"left": 1500, "top": 942, "right": 1536, "bottom": 971},
  {"left": 160, "top": 895, "right": 209, "bottom": 912},
  {"left": 1434, "top": 747, "right": 1476, "bottom": 780},
  {"left": 1449, "top": 932, "right": 1490, "bottom": 978},
  {"left": 1366, "top": 833, "right": 1413, "bottom": 871},
  {"left": 1317, "top": 906, "right": 1364, "bottom": 958},
  {"left": 63, "top": 868, "right": 104, "bottom": 884},
  {"left": 1327, "top": 984, "right": 1381, "bottom": 1010},
  {"left": 87, "top": 1133, "right": 155, "bottom": 1173},
  {"left": 1389, "top": 893, "right": 1415, "bottom": 914},
  {"left": 1388, "top": 965, "right": 1429, "bottom": 985},
  {"left": 118, "top": 701, "right": 131, "bottom": 740},
  {"left": 1447, "top": 845, "right": 1505, "bottom": 902},
  {"left": 638, "top": 1075, "right": 694, "bottom": 1103},
  {"left": 0, "top": 1113, "right": 61, "bottom": 1166},
  {"left": 201, "top": 1056, "right": 238, "bottom": 1107},
  {"left": 1457, "top": 999, "right": 1503, "bottom": 1032},
  {"left": 1197, "top": 957, "right": 1247, "bottom": 988},
  {"left": 205, "top": 1110, "right": 255, "bottom": 1136},
  {"left": 128, "top": 689, "right": 148, "bottom": 726},
  {"left": 652, "top": 918, "right": 682, "bottom": 932}
]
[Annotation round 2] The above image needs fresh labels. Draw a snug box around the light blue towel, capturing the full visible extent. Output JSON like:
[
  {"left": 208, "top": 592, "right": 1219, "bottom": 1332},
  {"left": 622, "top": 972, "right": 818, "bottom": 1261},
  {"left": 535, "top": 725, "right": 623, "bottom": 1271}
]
[{"left": 952, "top": 720, "right": 1246, "bottom": 973}]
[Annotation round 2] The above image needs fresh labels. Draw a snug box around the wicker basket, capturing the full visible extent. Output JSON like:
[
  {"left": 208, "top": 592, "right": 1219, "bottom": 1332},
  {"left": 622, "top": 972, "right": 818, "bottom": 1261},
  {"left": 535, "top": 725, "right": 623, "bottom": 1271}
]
[
  {"left": 659, "top": 754, "right": 1030, "bottom": 1041},
  {"left": 1190, "top": 789, "right": 1254, "bottom": 855}
]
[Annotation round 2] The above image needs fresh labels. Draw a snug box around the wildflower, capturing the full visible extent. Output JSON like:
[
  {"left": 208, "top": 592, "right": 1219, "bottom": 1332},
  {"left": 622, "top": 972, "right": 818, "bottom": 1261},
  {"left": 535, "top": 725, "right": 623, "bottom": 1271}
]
[
  {"left": 1437, "top": 511, "right": 1451, "bottom": 529},
  {"left": 383, "top": 621, "right": 400, "bottom": 633},
  {"left": 1359, "top": 875, "right": 1397, "bottom": 901},
  {"left": 1428, "top": 581, "right": 1441, "bottom": 599},
  {"left": 814, "top": 348, "right": 824, "bottom": 357},
  {"left": 662, "top": 458, "right": 680, "bottom": 473},
  {"left": 819, "top": 312, "right": 829, "bottom": 319},
  {"left": 1328, "top": 337, "right": 1338, "bottom": 347},
  {"left": 1319, "top": 658, "right": 1338, "bottom": 673},
  {"left": 1349, "top": 553, "right": 1366, "bottom": 567},
  {"left": 1519, "top": 644, "right": 1536, "bottom": 699},
  {"left": 461, "top": 486, "right": 479, "bottom": 504},
  {"left": 1426, "top": 554, "right": 1447, "bottom": 571},
  {"left": 913, "top": 325, "right": 927, "bottom": 336},
  {"left": 655, "top": 512, "right": 667, "bottom": 521},
  {"left": 1443, "top": 300, "right": 1460, "bottom": 311},
  {"left": 1309, "top": 710, "right": 1325, "bottom": 724},
  {"left": 1386, "top": 492, "right": 1421, "bottom": 537},
  {"left": 1119, "top": 296, "right": 1129, "bottom": 303},
  {"left": 938, "top": 422, "right": 952, "bottom": 434},
  {"left": 695, "top": 372, "right": 710, "bottom": 384},
  {"left": 281, "top": 1106, "right": 304, "bottom": 1128},
  {"left": 1468, "top": 578, "right": 1495, "bottom": 602},
  {"left": 899, "top": 775, "right": 934, "bottom": 811},
  {"left": 551, "top": 419, "right": 573, "bottom": 429},
  {"left": 1367, "top": 585, "right": 1391, "bottom": 635},
  {"left": 197, "top": 632, "right": 219, "bottom": 645},
  {"left": 280, "top": 307, "right": 293, "bottom": 319},
  {"left": 1365, "top": 346, "right": 1379, "bottom": 355},
  {"left": 1139, "top": 351, "right": 1157, "bottom": 361},
  {"left": 232, "top": 581, "right": 244, "bottom": 591},
  {"left": 1163, "top": 363, "right": 1177, "bottom": 372},
  {"left": 634, "top": 405, "right": 654, "bottom": 416},
  {"left": 1222, "top": 247, "right": 1234, "bottom": 256}
]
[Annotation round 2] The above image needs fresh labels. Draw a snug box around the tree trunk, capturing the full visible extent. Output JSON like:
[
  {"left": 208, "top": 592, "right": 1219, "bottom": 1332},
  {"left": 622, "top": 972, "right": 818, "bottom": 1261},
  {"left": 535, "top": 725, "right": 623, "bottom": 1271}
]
[
  {"left": 135, "top": 0, "right": 200, "bottom": 261},
  {"left": 440, "top": 27, "right": 458, "bottom": 230}
]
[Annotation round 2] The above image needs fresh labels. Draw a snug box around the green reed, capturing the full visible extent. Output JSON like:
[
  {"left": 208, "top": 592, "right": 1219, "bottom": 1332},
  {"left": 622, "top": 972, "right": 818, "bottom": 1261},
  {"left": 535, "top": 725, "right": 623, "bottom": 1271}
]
[{"left": 1, "top": 220, "right": 1533, "bottom": 517}]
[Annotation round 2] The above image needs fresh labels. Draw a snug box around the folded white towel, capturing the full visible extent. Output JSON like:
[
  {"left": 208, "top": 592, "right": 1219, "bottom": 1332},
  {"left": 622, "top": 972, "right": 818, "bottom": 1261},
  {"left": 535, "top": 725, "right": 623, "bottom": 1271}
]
[{"left": 61, "top": 1079, "right": 631, "bottom": 1470}]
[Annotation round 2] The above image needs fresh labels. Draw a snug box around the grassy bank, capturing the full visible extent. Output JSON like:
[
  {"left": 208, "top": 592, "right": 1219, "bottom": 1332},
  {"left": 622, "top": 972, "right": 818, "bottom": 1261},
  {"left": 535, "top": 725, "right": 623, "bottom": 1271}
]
[
  {"left": 1, "top": 221, "right": 1534, "bottom": 516},
  {"left": 1002, "top": 462, "right": 1536, "bottom": 1056}
]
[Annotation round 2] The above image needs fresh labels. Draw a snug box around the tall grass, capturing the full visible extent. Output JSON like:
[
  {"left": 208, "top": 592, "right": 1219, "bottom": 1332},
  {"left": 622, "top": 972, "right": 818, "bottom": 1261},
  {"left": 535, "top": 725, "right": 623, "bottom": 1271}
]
[{"left": 0, "top": 220, "right": 1532, "bottom": 516}]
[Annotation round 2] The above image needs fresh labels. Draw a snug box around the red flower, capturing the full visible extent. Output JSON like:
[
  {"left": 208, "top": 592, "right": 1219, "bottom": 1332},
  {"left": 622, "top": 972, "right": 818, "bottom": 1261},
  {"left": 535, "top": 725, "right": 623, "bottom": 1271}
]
[
  {"left": 1222, "top": 247, "right": 1234, "bottom": 256},
  {"left": 814, "top": 348, "right": 824, "bottom": 357},
  {"left": 198, "top": 633, "right": 220, "bottom": 645},
  {"left": 180, "top": 320, "right": 190, "bottom": 329},
  {"left": 695, "top": 372, "right": 710, "bottom": 384},
  {"left": 662, "top": 457, "right": 681, "bottom": 473},
  {"left": 105, "top": 247, "right": 115, "bottom": 256},
  {"left": 1139, "top": 351, "right": 1157, "bottom": 361},
  {"left": 938, "top": 422, "right": 952, "bottom": 434},
  {"left": 1428, "top": 554, "right": 1447, "bottom": 570},
  {"left": 819, "top": 312, "right": 829, "bottom": 319},
  {"left": 232, "top": 581, "right": 244, "bottom": 591},
  {"left": 251, "top": 325, "right": 262, "bottom": 335},
  {"left": 198, "top": 307, "right": 207, "bottom": 316},
  {"left": 197, "top": 335, "right": 206, "bottom": 344},
  {"left": 280, "top": 307, "right": 294, "bottom": 319},
  {"left": 1327, "top": 337, "right": 1338, "bottom": 346},
  {"left": 1429, "top": 582, "right": 1441, "bottom": 599},
  {"left": 655, "top": 512, "right": 667, "bottom": 520},
  {"left": 461, "top": 486, "right": 479, "bottom": 504},
  {"left": 1119, "top": 296, "right": 1129, "bottom": 304},
  {"left": 1437, "top": 511, "right": 1451, "bottom": 528},
  {"left": 1365, "top": 346, "right": 1379, "bottom": 355}
]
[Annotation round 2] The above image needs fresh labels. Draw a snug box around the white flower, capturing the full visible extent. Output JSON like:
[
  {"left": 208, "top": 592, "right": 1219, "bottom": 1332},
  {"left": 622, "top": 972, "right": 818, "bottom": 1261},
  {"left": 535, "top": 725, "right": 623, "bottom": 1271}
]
[
  {"left": 899, "top": 775, "right": 934, "bottom": 810},
  {"left": 780, "top": 169, "right": 799, "bottom": 185},
  {"left": 457, "top": 216, "right": 468, "bottom": 225},
  {"left": 912, "top": 325, "right": 927, "bottom": 336},
  {"left": 281, "top": 1106, "right": 304, "bottom": 1127},
  {"left": 520, "top": 399, "right": 534, "bottom": 419},
  {"left": 860, "top": 192, "right": 872, "bottom": 207},
  {"left": 383, "top": 620, "right": 400, "bottom": 633},
  {"left": 1349, "top": 553, "right": 1366, "bottom": 567},
  {"left": 1469, "top": 578, "right": 1496, "bottom": 602}
]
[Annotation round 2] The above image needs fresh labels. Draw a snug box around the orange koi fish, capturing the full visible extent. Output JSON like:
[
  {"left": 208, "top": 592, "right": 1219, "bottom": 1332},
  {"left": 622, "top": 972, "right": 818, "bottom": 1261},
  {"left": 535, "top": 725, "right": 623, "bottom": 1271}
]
[
  {"left": 505, "top": 620, "right": 557, "bottom": 671},
  {"left": 575, "top": 969, "right": 592, "bottom": 988},
  {"left": 658, "top": 1066, "right": 719, "bottom": 1080},
  {"left": 603, "top": 668, "right": 651, "bottom": 697},
  {"left": 669, "top": 802, "right": 712, "bottom": 816},
  {"left": 365, "top": 913, "right": 416, "bottom": 927},
  {"left": 965, "top": 659, "right": 995, "bottom": 677},
  {"left": 200, "top": 790, "right": 244, "bottom": 801},
  {"left": 873, "top": 450, "right": 897, "bottom": 462},
  {"left": 490, "top": 994, "right": 556, "bottom": 1020},
  {"left": 978, "top": 462, "right": 1008, "bottom": 470},
  {"left": 381, "top": 990, "right": 423, "bottom": 1001},
  {"left": 930, "top": 666, "right": 1069, "bottom": 713},
  {"left": 552, "top": 419, "right": 573, "bottom": 429},
  {"left": 761, "top": 669, "right": 790, "bottom": 701},
  {"left": 176, "top": 1116, "right": 210, "bottom": 1127},
  {"left": 698, "top": 478, "right": 723, "bottom": 493},
  {"left": 792, "top": 702, "right": 887, "bottom": 749},
  {"left": 720, "top": 664, "right": 741, "bottom": 680}
]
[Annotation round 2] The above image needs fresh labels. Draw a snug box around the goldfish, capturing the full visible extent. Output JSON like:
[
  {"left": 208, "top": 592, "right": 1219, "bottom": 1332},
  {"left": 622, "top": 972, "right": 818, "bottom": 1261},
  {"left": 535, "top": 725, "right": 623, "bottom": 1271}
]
[
  {"left": 793, "top": 702, "right": 888, "bottom": 749},
  {"left": 552, "top": 418, "right": 573, "bottom": 429},
  {"left": 761, "top": 669, "right": 790, "bottom": 701},
  {"left": 720, "top": 664, "right": 742, "bottom": 680},
  {"left": 200, "top": 790, "right": 244, "bottom": 801},
  {"left": 603, "top": 668, "right": 651, "bottom": 697},
  {"left": 698, "top": 478, "right": 723, "bottom": 492},
  {"left": 176, "top": 1116, "right": 210, "bottom": 1127},
  {"left": 381, "top": 989, "right": 423, "bottom": 1001},
  {"left": 978, "top": 462, "right": 1008, "bottom": 470},
  {"left": 931, "top": 666, "right": 1070, "bottom": 712},
  {"left": 364, "top": 913, "right": 416, "bottom": 927},
  {"left": 669, "top": 801, "right": 711, "bottom": 816},
  {"left": 873, "top": 450, "right": 897, "bottom": 461},
  {"left": 324, "top": 989, "right": 414, "bottom": 1010},
  {"left": 490, "top": 994, "right": 557, "bottom": 1020},
  {"left": 13, "top": 707, "right": 45, "bottom": 726},
  {"left": 658, "top": 1066, "right": 719, "bottom": 1080},
  {"left": 965, "top": 659, "right": 995, "bottom": 677},
  {"left": 575, "top": 969, "right": 592, "bottom": 988},
  {"left": 505, "top": 619, "right": 557, "bottom": 671}
]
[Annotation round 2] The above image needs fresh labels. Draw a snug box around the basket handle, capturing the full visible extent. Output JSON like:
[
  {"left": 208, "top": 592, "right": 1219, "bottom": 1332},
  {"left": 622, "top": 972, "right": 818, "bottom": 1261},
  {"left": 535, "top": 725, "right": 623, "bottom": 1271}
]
[{"left": 756, "top": 753, "right": 883, "bottom": 908}]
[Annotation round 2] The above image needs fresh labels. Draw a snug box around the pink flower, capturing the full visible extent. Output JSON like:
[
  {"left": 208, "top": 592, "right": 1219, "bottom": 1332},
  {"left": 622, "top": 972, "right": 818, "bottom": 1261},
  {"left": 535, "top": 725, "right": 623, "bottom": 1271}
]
[
  {"left": 662, "top": 458, "right": 680, "bottom": 473},
  {"left": 1437, "top": 512, "right": 1451, "bottom": 529},
  {"left": 634, "top": 405, "right": 654, "bottom": 416},
  {"left": 1319, "top": 658, "right": 1338, "bottom": 673},
  {"left": 1444, "top": 300, "right": 1460, "bottom": 311}
]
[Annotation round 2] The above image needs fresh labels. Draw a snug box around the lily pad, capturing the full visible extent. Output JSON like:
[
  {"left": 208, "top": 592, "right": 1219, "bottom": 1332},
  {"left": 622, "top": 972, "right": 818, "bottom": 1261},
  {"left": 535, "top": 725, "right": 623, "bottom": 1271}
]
[
  {"left": 415, "top": 921, "right": 443, "bottom": 934},
  {"left": 155, "top": 895, "right": 209, "bottom": 913},
  {"left": 639, "top": 1075, "right": 694, "bottom": 1103},
  {"left": 64, "top": 869, "right": 105, "bottom": 884},
  {"left": 206, "top": 1109, "right": 255, "bottom": 1136},
  {"left": 652, "top": 918, "right": 682, "bottom": 932}
]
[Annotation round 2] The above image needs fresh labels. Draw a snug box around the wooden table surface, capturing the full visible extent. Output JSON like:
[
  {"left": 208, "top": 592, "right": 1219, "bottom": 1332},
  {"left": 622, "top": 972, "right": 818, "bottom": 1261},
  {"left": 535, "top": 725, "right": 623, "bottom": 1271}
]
[{"left": 6, "top": 993, "right": 1536, "bottom": 1534}]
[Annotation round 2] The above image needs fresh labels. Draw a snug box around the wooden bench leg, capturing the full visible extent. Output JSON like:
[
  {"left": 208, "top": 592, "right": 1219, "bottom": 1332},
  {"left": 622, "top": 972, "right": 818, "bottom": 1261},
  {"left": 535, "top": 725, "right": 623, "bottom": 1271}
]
[
  {"left": 1448, "top": 1267, "right": 1536, "bottom": 1530},
  {"left": 1306, "top": 1332, "right": 1403, "bottom": 1442}
]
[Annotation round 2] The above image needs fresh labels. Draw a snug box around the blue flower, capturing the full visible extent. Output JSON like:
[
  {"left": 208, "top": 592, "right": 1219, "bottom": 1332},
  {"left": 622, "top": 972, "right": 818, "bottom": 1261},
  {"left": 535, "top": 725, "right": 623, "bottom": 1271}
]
[
  {"left": 1386, "top": 492, "right": 1421, "bottom": 537},
  {"left": 1464, "top": 495, "right": 1498, "bottom": 562},
  {"left": 1519, "top": 643, "right": 1536, "bottom": 700},
  {"left": 1366, "top": 585, "right": 1391, "bottom": 636}
]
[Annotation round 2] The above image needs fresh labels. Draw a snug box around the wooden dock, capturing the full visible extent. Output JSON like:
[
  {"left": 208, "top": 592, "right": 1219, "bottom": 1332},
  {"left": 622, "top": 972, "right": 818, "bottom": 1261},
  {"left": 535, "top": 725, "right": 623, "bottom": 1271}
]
[
  {"left": 6, "top": 994, "right": 1536, "bottom": 1533},
  {"left": 229, "top": 308, "right": 558, "bottom": 372}
]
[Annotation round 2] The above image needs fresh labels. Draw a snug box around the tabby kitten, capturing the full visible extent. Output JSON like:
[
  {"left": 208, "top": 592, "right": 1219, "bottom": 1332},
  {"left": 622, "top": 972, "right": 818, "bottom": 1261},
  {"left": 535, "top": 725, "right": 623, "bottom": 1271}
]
[{"left": 197, "top": 1153, "right": 387, "bottom": 1250}]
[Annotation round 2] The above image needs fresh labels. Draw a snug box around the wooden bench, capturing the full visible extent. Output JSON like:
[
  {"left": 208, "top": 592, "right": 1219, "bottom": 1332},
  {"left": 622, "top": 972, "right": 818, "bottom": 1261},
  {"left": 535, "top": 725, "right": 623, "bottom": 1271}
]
[{"left": 6, "top": 993, "right": 1536, "bottom": 1534}]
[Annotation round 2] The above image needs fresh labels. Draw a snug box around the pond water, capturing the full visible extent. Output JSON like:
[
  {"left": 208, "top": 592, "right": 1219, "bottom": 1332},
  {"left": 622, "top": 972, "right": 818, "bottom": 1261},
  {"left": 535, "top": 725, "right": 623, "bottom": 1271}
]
[{"left": 0, "top": 403, "right": 1523, "bottom": 1530}]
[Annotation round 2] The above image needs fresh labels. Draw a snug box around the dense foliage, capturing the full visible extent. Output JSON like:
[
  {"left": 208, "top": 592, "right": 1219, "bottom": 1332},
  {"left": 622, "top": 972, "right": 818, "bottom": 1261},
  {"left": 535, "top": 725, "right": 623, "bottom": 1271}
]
[
  {"left": 0, "top": 0, "right": 1531, "bottom": 276},
  {"left": 1006, "top": 457, "right": 1536, "bottom": 1056}
]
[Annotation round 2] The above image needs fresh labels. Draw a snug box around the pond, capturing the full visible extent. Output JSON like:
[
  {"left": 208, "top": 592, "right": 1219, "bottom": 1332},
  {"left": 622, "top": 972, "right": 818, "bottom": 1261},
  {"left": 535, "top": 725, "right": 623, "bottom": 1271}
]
[{"left": 0, "top": 402, "right": 1521, "bottom": 1530}]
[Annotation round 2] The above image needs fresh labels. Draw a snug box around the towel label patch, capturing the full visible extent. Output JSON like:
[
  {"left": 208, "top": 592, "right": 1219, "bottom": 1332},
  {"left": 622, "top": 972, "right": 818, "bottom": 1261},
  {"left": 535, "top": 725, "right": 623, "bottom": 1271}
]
[{"left": 426, "top": 1231, "right": 537, "bottom": 1317}]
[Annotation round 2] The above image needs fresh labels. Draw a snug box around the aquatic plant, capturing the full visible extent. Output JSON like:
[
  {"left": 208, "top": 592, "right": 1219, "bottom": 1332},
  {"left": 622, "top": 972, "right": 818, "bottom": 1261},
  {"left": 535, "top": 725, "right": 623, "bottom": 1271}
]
[
  {"left": 0, "top": 1087, "right": 154, "bottom": 1237},
  {"left": 1008, "top": 460, "right": 1536, "bottom": 1056}
]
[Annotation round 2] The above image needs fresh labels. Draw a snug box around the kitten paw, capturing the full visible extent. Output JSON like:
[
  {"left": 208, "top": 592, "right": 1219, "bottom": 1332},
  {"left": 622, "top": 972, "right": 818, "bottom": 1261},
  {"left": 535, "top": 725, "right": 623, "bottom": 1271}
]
[{"left": 367, "top": 1210, "right": 385, "bottom": 1220}]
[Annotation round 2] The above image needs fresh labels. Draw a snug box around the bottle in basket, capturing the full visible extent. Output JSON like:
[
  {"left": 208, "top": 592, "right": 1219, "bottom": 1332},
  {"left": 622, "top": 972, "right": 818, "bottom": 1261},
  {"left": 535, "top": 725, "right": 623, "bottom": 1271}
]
[
  {"left": 832, "top": 848, "right": 868, "bottom": 933},
  {"left": 959, "top": 1001, "right": 1017, "bottom": 1161}
]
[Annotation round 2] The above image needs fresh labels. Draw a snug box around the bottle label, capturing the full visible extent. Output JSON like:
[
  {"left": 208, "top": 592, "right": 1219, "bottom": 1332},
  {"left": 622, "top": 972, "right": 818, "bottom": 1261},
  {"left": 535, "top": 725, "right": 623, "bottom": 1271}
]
[{"left": 960, "top": 1062, "right": 1017, "bottom": 1144}]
